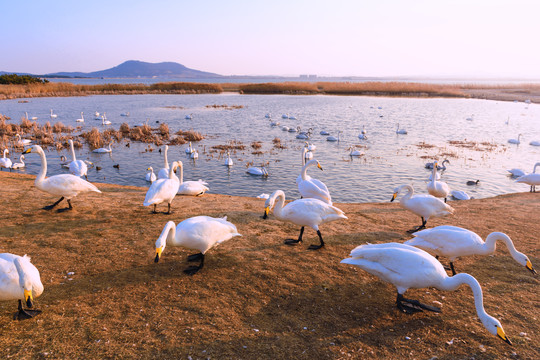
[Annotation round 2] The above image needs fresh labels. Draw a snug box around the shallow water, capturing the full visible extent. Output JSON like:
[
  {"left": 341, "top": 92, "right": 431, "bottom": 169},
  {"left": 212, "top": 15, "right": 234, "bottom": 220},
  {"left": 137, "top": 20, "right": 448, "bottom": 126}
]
[{"left": 1, "top": 94, "right": 539, "bottom": 203}]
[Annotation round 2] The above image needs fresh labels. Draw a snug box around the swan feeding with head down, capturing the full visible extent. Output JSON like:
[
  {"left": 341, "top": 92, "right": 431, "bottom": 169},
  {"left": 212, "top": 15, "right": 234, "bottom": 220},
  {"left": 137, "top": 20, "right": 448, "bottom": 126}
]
[
  {"left": 154, "top": 217, "right": 242, "bottom": 275},
  {"left": 0, "top": 253, "right": 44, "bottom": 320},
  {"left": 263, "top": 190, "right": 346, "bottom": 250},
  {"left": 340, "top": 242, "right": 512, "bottom": 345},
  {"left": 23, "top": 145, "right": 101, "bottom": 211},
  {"left": 405, "top": 225, "right": 536, "bottom": 276}
]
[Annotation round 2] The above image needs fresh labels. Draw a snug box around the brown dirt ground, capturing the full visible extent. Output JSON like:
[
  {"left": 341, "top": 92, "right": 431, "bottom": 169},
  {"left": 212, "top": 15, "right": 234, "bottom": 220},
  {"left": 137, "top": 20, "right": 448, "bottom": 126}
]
[{"left": 0, "top": 172, "right": 538, "bottom": 360}]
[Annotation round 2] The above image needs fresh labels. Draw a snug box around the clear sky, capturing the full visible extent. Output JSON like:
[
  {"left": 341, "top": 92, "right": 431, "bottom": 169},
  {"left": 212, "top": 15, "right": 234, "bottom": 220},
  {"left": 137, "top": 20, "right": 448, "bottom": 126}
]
[{"left": 1, "top": 0, "right": 540, "bottom": 78}]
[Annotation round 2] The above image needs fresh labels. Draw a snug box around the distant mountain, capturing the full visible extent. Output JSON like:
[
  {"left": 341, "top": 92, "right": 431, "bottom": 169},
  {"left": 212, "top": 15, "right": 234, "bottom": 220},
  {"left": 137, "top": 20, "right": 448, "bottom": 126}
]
[{"left": 46, "top": 60, "right": 222, "bottom": 79}]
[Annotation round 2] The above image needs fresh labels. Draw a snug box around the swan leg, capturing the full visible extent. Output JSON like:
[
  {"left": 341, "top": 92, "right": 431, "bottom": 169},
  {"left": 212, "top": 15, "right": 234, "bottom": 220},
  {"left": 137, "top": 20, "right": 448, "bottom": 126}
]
[
  {"left": 57, "top": 199, "right": 74, "bottom": 212},
  {"left": 84, "top": 174, "right": 88, "bottom": 181},
  {"left": 152, "top": 204, "right": 157, "bottom": 214},
  {"left": 43, "top": 196, "right": 64, "bottom": 210},
  {"left": 450, "top": 262, "right": 457, "bottom": 276},
  {"left": 407, "top": 218, "right": 427, "bottom": 233},
  {"left": 444, "top": 197, "right": 447, "bottom": 203},
  {"left": 396, "top": 293, "right": 441, "bottom": 314},
  {"left": 187, "top": 252, "right": 203, "bottom": 262},
  {"left": 167, "top": 203, "right": 171, "bottom": 214},
  {"left": 308, "top": 230, "right": 325, "bottom": 250},
  {"left": 284, "top": 227, "right": 304, "bottom": 245},
  {"left": 14, "top": 300, "right": 41, "bottom": 321},
  {"left": 184, "top": 254, "right": 204, "bottom": 275}
]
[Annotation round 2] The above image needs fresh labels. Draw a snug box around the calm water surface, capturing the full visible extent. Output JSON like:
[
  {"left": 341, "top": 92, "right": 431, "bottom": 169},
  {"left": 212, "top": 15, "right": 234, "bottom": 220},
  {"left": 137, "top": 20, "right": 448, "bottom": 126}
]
[{"left": 1, "top": 94, "right": 539, "bottom": 203}]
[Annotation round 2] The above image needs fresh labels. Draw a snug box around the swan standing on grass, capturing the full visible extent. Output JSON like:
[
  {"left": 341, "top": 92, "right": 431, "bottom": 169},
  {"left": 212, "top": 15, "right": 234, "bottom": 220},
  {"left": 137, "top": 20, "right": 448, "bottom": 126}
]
[
  {"left": 515, "top": 162, "right": 540, "bottom": 192},
  {"left": 224, "top": 151, "right": 233, "bottom": 167},
  {"left": 396, "top": 123, "right": 407, "bottom": 134},
  {"left": 427, "top": 161, "right": 450, "bottom": 202},
  {"left": 0, "top": 253, "right": 44, "bottom": 320},
  {"left": 508, "top": 134, "right": 522, "bottom": 144},
  {"left": 176, "top": 160, "right": 209, "bottom": 196},
  {"left": 0, "top": 149, "right": 12, "bottom": 170},
  {"left": 11, "top": 155, "right": 26, "bottom": 169},
  {"left": 76, "top": 112, "right": 84, "bottom": 123},
  {"left": 340, "top": 243, "right": 512, "bottom": 345},
  {"left": 391, "top": 184, "right": 454, "bottom": 232},
  {"left": 405, "top": 226, "right": 537, "bottom": 276},
  {"left": 92, "top": 143, "right": 112, "bottom": 153},
  {"left": 68, "top": 139, "right": 89, "bottom": 180},
  {"left": 298, "top": 159, "right": 332, "bottom": 205},
  {"left": 154, "top": 217, "right": 242, "bottom": 275},
  {"left": 263, "top": 190, "right": 346, "bottom": 250},
  {"left": 146, "top": 167, "right": 157, "bottom": 183},
  {"left": 23, "top": 145, "right": 101, "bottom": 210},
  {"left": 144, "top": 161, "right": 181, "bottom": 213},
  {"left": 157, "top": 145, "right": 170, "bottom": 179}
]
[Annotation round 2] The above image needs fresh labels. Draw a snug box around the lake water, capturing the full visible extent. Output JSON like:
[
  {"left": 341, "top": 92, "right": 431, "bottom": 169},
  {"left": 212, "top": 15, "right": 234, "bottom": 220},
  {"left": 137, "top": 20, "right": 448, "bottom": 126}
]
[{"left": 1, "top": 94, "right": 539, "bottom": 203}]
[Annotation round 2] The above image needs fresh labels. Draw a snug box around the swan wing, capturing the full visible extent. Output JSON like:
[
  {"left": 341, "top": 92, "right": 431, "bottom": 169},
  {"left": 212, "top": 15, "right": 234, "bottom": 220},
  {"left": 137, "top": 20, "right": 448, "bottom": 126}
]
[
  {"left": 406, "top": 226, "right": 483, "bottom": 259},
  {"left": 404, "top": 194, "right": 454, "bottom": 219},
  {"left": 69, "top": 160, "right": 88, "bottom": 177},
  {"left": 176, "top": 216, "right": 241, "bottom": 253},
  {"left": 157, "top": 168, "right": 169, "bottom": 180},
  {"left": 298, "top": 178, "right": 332, "bottom": 204},
  {"left": 516, "top": 173, "right": 540, "bottom": 185},
  {"left": 41, "top": 174, "right": 100, "bottom": 197},
  {"left": 282, "top": 199, "right": 346, "bottom": 228},
  {"left": 178, "top": 181, "right": 209, "bottom": 196}
]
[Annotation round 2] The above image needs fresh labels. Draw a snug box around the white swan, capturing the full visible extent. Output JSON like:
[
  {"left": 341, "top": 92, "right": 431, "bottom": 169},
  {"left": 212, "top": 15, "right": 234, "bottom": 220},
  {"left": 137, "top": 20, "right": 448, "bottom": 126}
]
[
  {"left": 405, "top": 226, "right": 536, "bottom": 275},
  {"left": 185, "top": 114, "right": 193, "bottom": 120},
  {"left": 425, "top": 159, "right": 449, "bottom": 170},
  {"left": 340, "top": 243, "right": 512, "bottom": 345},
  {"left": 101, "top": 115, "right": 111, "bottom": 125},
  {"left": 396, "top": 123, "right": 407, "bottom": 134},
  {"left": 190, "top": 150, "right": 199, "bottom": 159},
  {"left": 12, "top": 155, "right": 26, "bottom": 169},
  {"left": 68, "top": 139, "right": 88, "bottom": 180},
  {"left": 391, "top": 184, "right": 454, "bottom": 232},
  {"left": 185, "top": 142, "right": 194, "bottom": 154},
  {"left": 326, "top": 131, "right": 341, "bottom": 142},
  {"left": 357, "top": 133, "right": 367, "bottom": 140},
  {"left": 349, "top": 146, "right": 364, "bottom": 156},
  {"left": 25, "top": 112, "right": 37, "bottom": 120},
  {"left": 450, "top": 190, "right": 470, "bottom": 200},
  {"left": 263, "top": 190, "right": 346, "bottom": 249},
  {"left": 120, "top": 112, "right": 130, "bottom": 117},
  {"left": 508, "top": 134, "right": 522, "bottom": 144},
  {"left": 320, "top": 130, "right": 330, "bottom": 136},
  {"left": 154, "top": 217, "right": 242, "bottom": 275},
  {"left": 146, "top": 167, "right": 157, "bottom": 183},
  {"left": 306, "top": 142, "right": 316, "bottom": 151},
  {"left": 76, "top": 112, "right": 84, "bottom": 123},
  {"left": 507, "top": 168, "right": 525, "bottom": 177},
  {"left": 427, "top": 161, "right": 450, "bottom": 202},
  {"left": 176, "top": 160, "right": 209, "bottom": 196},
  {"left": 247, "top": 166, "right": 269, "bottom": 177},
  {"left": 22, "top": 145, "right": 101, "bottom": 210},
  {"left": 281, "top": 126, "right": 290, "bottom": 131},
  {"left": 143, "top": 161, "right": 181, "bottom": 213},
  {"left": 296, "top": 148, "right": 311, "bottom": 185},
  {"left": 304, "top": 149, "right": 313, "bottom": 160},
  {"left": 0, "top": 149, "right": 12, "bottom": 170},
  {"left": 224, "top": 151, "right": 233, "bottom": 167},
  {"left": 92, "top": 143, "right": 112, "bottom": 153},
  {"left": 515, "top": 162, "right": 540, "bottom": 192},
  {"left": 50, "top": 109, "right": 57, "bottom": 119},
  {"left": 298, "top": 159, "right": 332, "bottom": 205},
  {"left": 0, "top": 253, "right": 44, "bottom": 320},
  {"left": 157, "top": 145, "right": 170, "bottom": 180},
  {"left": 15, "top": 134, "right": 32, "bottom": 147},
  {"left": 529, "top": 140, "right": 540, "bottom": 146}
]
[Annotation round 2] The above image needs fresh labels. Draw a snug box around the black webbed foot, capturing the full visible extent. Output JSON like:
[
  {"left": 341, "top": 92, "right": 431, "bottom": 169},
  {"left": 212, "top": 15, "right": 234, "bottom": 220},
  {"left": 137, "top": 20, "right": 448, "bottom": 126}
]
[
  {"left": 308, "top": 243, "right": 324, "bottom": 250},
  {"left": 187, "top": 253, "right": 203, "bottom": 262},
  {"left": 183, "top": 265, "right": 202, "bottom": 276},
  {"left": 396, "top": 293, "right": 441, "bottom": 314},
  {"left": 284, "top": 239, "right": 302, "bottom": 245}
]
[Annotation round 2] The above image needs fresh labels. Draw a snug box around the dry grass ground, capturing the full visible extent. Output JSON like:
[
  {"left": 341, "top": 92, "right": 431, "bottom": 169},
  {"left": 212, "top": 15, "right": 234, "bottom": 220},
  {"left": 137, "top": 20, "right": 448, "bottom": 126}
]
[{"left": 0, "top": 172, "right": 538, "bottom": 359}]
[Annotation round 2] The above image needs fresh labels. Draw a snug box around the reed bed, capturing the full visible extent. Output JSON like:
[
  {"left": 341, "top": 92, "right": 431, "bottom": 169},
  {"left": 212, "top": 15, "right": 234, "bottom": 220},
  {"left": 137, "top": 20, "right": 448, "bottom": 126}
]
[{"left": 175, "top": 129, "right": 204, "bottom": 142}]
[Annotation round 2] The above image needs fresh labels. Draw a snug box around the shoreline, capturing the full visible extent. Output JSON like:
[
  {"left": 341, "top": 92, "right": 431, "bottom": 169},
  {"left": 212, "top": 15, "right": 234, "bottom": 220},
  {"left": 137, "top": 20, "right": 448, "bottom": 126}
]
[
  {"left": 0, "top": 171, "right": 538, "bottom": 359},
  {"left": 1, "top": 81, "right": 540, "bottom": 103}
]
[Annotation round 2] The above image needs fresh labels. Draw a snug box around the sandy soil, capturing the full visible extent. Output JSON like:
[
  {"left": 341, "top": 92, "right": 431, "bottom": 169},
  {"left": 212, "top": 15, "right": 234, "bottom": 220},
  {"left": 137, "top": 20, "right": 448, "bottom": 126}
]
[{"left": 0, "top": 171, "right": 538, "bottom": 359}]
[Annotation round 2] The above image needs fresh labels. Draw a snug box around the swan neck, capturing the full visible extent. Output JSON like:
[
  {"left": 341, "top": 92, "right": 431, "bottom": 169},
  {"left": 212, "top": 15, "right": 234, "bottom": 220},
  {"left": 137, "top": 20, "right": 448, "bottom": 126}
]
[
  {"left": 163, "top": 146, "right": 168, "bottom": 168},
  {"left": 441, "top": 273, "right": 488, "bottom": 319},
  {"left": 483, "top": 232, "right": 521, "bottom": 260},
  {"left": 400, "top": 185, "right": 413, "bottom": 201},
  {"left": 301, "top": 160, "right": 312, "bottom": 180},
  {"left": 70, "top": 141, "right": 76, "bottom": 161},
  {"left": 302, "top": 148, "right": 307, "bottom": 166},
  {"left": 35, "top": 148, "right": 47, "bottom": 184},
  {"left": 534, "top": 162, "right": 540, "bottom": 173},
  {"left": 431, "top": 164, "right": 437, "bottom": 183},
  {"left": 272, "top": 191, "right": 286, "bottom": 218}
]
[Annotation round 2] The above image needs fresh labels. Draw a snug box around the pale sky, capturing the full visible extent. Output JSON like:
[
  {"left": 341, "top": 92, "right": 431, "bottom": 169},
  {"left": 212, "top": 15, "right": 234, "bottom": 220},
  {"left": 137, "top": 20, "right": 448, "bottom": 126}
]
[{"left": 1, "top": 0, "right": 540, "bottom": 78}]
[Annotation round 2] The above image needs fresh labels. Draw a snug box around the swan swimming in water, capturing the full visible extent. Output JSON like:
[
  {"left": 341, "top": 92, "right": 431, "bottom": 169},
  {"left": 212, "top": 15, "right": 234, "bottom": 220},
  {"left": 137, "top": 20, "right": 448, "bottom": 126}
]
[
  {"left": 157, "top": 145, "right": 170, "bottom": 180},
  {"left": 146, "top": 167, "right": 157, "bottom": 183},
  {"left": 340, "top": 242, "right": 512, "bottom": 345},
  {"left": 50, "top": 109, "right": 57, "bottom": 119},
  {"left": 23, "top": 145, "right": 101, "bottom": 210},
  {"left": 427, "top": 161, "right": 450, "bottom": 202},
  {"left": 176, "top": 160, "right": 209, "bottom": 196},
  {"left": 405, "top": 225, "right": 536, "bottom": 276},
  {"left": 76, "top": 112, "right": 84, "bottom": 122},
  {"left": 11, "top": 155, "right": 26, "bottom": 169},
  {"left": 297, "top": 159, "right": 332, "bottom": 205},
  {"left": 0, "top": 253, "right": 44, "bottom": 320},
  {"left": 508, "top": 134, "right": 522, "bottom": 144},
  {"left": 0, "top": 149, "right": 12, "bottom": 170},
  {"left": 224, "top": 151, "right": 233, "bottom": 166},
  {"left": 68, "top": 139, "right": 89, "bottom": 180},
  {"left": 154, "top": 217, "right": 241, "bottom": 275},
  {"left": 15, "top": 134, "right": 32, "bottom": 147},
  {"left": 247, "top": 166, "right": 269, "bottom": 177},
  {"left": 92, "top": 143, "right": 112, "bottom": 153},
  {"left": 143, "top": 161, "right": 181, "bottom": 213},
  {"left": 263, "top": 190, "right": 346, "bottom": 250},
  {"left": 396, "top": 123, "right": 407, "bottom": 134},
  {"left": 391, "top": 184, "right": 454, "bottom": 232}
]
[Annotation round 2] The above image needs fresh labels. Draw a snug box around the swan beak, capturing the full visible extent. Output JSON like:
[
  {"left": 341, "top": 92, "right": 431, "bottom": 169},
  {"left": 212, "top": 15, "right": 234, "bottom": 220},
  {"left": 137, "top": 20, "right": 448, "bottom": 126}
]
[
  {"left": 317, "top": 163, "right": 323, "bottom": 171},
  {"left": 526, "top": 260, "right": 537, "bottom": 274},
  {"left": 391, "top": 193, "right": 397, "bottom": 202},
  {"left": 154, "top": 247, "right": 163, "bottom": 263},
  {"left": 147, "top": 167, "right": 152, "bottom": 171},
  {"left": 497, "top": 326, "right": 512, "bottom": 345},
  {"left": 22, "top": 148, "right": 32, "bottom": 154},
  {"left": 24, "top": 289, "right": 33, "bottom": 308},
  {"left": 263, "top": 206, "right": 269, "bottom": 219}
]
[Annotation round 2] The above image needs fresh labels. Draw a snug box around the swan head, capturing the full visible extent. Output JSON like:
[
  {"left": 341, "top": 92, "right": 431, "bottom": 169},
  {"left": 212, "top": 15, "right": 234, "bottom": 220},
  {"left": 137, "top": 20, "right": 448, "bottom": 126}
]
[
  {"left": 481, "top": 314, "right": 512, "bottom": 345},
  {"left": 13, "top": 255, "right": 38, "bottom": 308},
  {"left": 147, "top": 167, "right": 154, "bottom": 172},
  {"left": 154, "top": 221, "right": 176, "bottom": 263},
  {"left": 391, "top": 185, "right": 411, "bottom": 202},
  {"left": 263, "top": 190, "right": 283, "bottom": 219}
]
